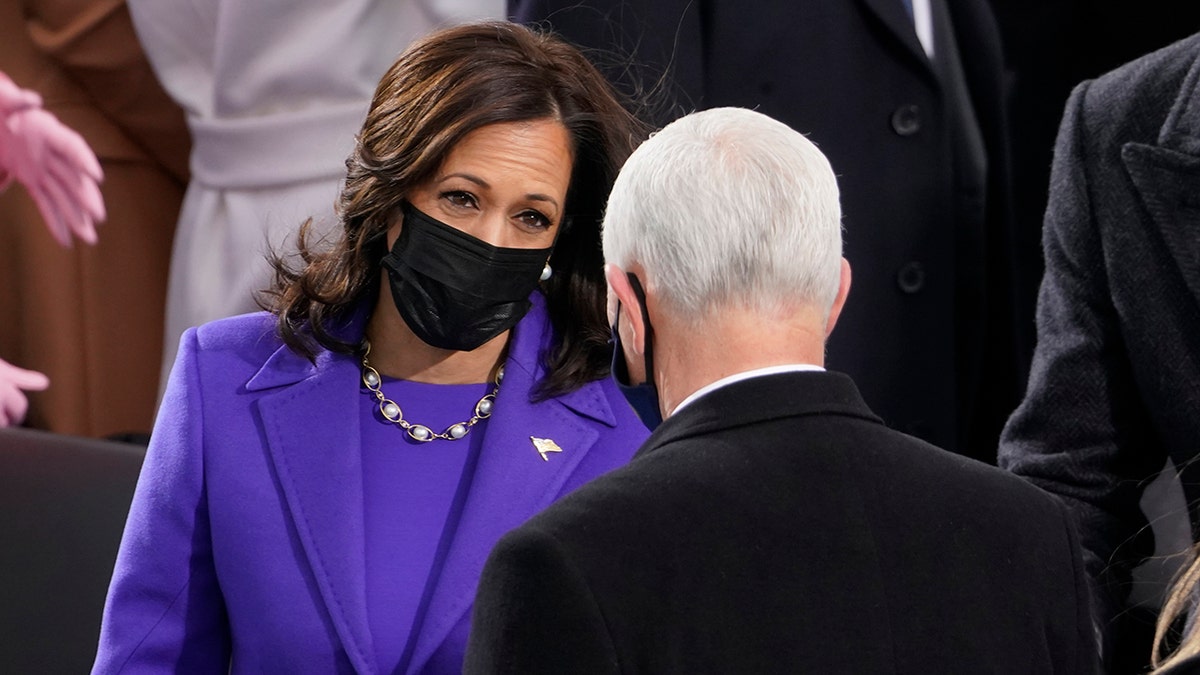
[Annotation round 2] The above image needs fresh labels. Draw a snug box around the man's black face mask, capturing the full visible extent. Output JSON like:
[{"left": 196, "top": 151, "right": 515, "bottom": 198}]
[{"left": 610, "top": 273, "right": 662, "bottom": 430}]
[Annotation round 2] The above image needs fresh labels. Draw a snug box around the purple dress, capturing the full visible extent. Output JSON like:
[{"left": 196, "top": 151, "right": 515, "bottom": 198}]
[{"left": 361, "top": 378, "right": 489, "bottom": 672}]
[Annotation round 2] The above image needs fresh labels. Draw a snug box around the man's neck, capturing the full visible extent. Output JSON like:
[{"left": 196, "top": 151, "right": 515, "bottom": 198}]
[{"left": 655, "top": 305, "right": 829, "bottom": 417}]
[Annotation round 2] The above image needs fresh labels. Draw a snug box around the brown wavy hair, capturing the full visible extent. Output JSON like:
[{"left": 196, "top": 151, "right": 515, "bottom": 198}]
[{"left": 262, "top": 21, "right": 650, "bottom": 399}]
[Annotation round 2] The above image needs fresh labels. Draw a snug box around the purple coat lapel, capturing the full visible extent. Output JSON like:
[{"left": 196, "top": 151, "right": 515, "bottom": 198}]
[{"left": 252, "top": 346, "right": 377, "bottom": 674}]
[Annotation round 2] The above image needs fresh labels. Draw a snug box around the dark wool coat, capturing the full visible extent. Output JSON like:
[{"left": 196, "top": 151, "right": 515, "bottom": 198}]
[
  {"left": 468, "top": 372, "right": 1098, "bottom": 674},
  {"left": 1000, "top": 32, "right": 1200, "bottom": 671}
]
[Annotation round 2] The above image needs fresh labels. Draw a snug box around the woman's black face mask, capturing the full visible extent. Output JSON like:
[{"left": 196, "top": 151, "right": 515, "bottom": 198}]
[{"left": 380, "top": 201, "right": 551, "bottom": 352}]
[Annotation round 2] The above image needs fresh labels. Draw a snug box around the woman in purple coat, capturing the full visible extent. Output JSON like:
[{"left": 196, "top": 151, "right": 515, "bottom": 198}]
[{"left": 93, "top": 21, "right": 651, "bottom": 674}]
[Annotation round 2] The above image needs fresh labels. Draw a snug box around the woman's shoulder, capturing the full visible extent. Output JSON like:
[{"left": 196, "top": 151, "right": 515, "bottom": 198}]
[
  {"left": 192, "top": 311, "right": 282, "bottom": 356},
  {"left": 576, "top": 373, "right": 652, "bottom": 446},
  {"left": 179, "top": 307, "right": 363, "bottom": 383}
]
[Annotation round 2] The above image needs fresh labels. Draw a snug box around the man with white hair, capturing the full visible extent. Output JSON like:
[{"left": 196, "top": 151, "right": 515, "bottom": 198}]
[{"left": 464, "top": 107, "right": 1097, "bottom": 674}]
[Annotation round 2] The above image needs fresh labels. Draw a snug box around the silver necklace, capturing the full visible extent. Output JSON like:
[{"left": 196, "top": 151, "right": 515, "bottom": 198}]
[{"left": 359, "top": 339, "right": 502, "bottom": 442}]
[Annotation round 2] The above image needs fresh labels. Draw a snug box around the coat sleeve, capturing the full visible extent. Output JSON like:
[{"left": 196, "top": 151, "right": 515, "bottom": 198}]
[
  {"left": 465, "top": 525, "right": 620, "bottom": 675},
  {"left": 997, "top": 78, "right": 1164, "bottom": 651},
  {"left": 93, "top": 328, "right": 230, "bottom": 673}
]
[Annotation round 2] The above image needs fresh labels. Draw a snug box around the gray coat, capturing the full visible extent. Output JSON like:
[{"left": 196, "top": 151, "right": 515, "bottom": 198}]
[{"left": 999, "top": 31, "right": 1200, "bottom": 669}]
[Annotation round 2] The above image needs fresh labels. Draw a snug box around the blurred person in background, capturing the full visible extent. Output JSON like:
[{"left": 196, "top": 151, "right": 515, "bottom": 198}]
[
  {"left": 512, "top": 0, "right": 1025, "bottom": 464},
  {"left": 127, "top": 0, "right": 506, "bottom": 401},
  {"left": 0, "top": 68, "right": 104, "bottom": 427},
  {"left": 0, "top": 0, "right": 189, "bottom": 439}
]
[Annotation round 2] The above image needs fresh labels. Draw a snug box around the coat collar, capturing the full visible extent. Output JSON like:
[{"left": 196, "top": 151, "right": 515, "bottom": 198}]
[
  {"left": 254, "top": 347, "right": 374, "bottom": 672},
  {"left": 638, "top": 371, "right": 882, "bottom": 460},
  {"left": 250, "top": 293, "right": 620, "bottom": 674},
  {"left": 857, "top": 0, "right": 936, "bottom": 84},
  {"left": 1122, "top": 46, "right": 1200, "bottom": 312}
]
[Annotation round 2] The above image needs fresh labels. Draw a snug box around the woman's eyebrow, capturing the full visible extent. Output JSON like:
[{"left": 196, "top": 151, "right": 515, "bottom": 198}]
[{"left": 441, "top": 173, "right": 559, "bottom": 209}]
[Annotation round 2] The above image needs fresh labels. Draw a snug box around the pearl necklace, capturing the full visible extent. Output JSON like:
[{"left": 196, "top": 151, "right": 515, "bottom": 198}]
[{"left": 359, "top": 339, "right": 502, "bottom": 442}]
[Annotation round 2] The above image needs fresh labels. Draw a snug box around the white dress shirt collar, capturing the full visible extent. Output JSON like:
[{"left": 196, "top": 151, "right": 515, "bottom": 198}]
[{"left": 671, "top": 364, "right": 825, "bottom": 416}]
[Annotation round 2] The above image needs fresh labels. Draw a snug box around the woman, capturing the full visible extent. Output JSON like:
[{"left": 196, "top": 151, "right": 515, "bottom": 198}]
[{"left": 93, "top": 21, "right": 651, "bottom": 674}]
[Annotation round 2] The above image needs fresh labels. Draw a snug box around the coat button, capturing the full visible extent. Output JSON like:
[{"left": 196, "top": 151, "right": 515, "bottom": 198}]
[
  {"left": 891, "top": 105, "right": 921, "bottom": 136},
  {"left": 897, "top": 261, "right": 925, "bottom": 294}
]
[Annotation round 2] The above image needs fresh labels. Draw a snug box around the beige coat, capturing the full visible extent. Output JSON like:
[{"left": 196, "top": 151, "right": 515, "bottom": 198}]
[{"left": 0, "top": 0, "right": 190, "bottom": 437}]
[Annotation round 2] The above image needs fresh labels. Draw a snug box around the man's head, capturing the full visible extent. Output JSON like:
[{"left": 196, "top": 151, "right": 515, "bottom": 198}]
[
  {"left": 603, "top": 106, "right": 845, "bottom": 324},
  {"left": 602, "top": 107, "right": 850, "bottom": 418}
]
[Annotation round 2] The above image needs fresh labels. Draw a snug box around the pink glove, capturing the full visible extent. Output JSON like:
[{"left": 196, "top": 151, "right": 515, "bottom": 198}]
[
  {"left": 0, "top": 72, "right": 105, "bottom": 247},
  {"left": 0, "top": 357, "right": 49, "bottom": 427}
]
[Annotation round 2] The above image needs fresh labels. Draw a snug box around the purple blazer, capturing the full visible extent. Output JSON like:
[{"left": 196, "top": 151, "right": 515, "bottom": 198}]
[{"left": 93, "top": 293, "right": 649, "bottom": 674}]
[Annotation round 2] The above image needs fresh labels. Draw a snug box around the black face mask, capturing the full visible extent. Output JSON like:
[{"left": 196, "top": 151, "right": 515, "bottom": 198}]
[
  {"left": 611, "top": 273, "right": 663, "bottom": 430},
  {"left": 381, "top": 201, "right": 551, "bottom": 351}
]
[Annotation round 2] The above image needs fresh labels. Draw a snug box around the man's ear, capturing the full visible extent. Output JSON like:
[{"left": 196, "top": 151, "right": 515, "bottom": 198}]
[
  {"left": 605, "top": 263, "right": 646, "bottom": 355},
  {"left": 825, "top": 258, "right": 852, "bottom": 338}
]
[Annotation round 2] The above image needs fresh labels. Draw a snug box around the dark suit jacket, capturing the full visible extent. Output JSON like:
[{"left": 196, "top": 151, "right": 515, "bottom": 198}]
[
  {"left": 466, "top": 372, "right": 1098, "bottom": 674},
  {"left": 510, "top": 0, "right": 1028, "bottom": 461},
  {"left": 999, "top": 32, "right": 1200, "bottom": 670}
]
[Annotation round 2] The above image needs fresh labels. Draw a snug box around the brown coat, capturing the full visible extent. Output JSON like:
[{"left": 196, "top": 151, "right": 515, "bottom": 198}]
[{"left": 0, "top": 0, "right": 190, "bottom": 437}]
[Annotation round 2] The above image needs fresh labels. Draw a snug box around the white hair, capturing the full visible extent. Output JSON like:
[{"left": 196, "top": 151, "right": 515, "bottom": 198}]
[{"left": 602, "top": 107, "right": 843, "bottom": 322}]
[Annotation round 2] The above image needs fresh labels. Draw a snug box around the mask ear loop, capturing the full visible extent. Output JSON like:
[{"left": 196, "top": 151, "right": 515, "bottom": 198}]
[
  {"left": 610, "top": 302, "right": 629, "bottom": 380},
  {"left": 625, "top": 273, "right": 655, "bottom": 386}
]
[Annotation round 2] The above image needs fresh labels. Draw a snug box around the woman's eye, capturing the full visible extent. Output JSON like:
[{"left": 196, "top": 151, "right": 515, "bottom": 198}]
[
  {"left": 516, "top": 210, "right": 552, "bottom": 230},
  {"left": 442, "top": 191, "right": 477, "bottom": 208}
]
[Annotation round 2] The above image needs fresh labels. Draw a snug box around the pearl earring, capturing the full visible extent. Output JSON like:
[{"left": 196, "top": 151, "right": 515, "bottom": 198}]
[{"left": 540, "top": 262, "right": 553, "bottom": 281}]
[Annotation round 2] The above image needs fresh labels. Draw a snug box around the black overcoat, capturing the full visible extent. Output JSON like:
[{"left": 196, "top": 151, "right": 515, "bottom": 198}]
[{"left": 467, "top": 372, "right": 1097, "bottom": 674}]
